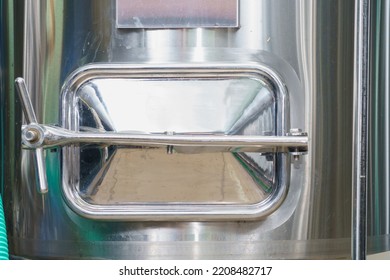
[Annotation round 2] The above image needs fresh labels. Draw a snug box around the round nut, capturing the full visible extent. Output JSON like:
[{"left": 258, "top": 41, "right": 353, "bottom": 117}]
[{"left": 25, "top": 129, "right": 39, "bottom": 143}]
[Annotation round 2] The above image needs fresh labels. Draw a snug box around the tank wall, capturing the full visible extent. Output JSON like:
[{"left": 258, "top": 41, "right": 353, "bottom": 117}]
[
  {"left": 368, "top": 0, "right": 390, "bottom": 254},
  {"left": 3, "top": 0, "right": 361, "bottom": 259}
]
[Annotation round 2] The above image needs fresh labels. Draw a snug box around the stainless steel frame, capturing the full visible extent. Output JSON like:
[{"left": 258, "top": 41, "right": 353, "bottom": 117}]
[{"left": 15, "top": 60, "right": 308, "bottom": 220}]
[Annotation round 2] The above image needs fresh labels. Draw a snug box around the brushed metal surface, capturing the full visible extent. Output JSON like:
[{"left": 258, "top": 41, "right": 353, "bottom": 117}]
[{"left": 3, "top": 0, "right": 388, "bottom": 259}]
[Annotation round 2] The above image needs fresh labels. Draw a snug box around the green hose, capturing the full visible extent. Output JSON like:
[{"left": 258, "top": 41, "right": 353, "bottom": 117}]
[{"left": 0, "top": 195, "right": 8, "bottom": 260}]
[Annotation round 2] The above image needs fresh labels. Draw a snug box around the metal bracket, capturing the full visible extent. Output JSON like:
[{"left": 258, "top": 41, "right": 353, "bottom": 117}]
[
  {"left": 286, "top": 128, "right": 309, "bottom": 161},
  {"left": 15, "top": 77, "right": 48, "bottom": 194}
]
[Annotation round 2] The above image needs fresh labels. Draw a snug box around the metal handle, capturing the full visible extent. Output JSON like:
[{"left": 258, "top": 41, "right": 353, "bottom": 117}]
[
  {"left": 21, "top": 123, "right": 308, "bottom": 154},
  {"left": 15, "top": 78, "right": 48, "bottom": 194}
]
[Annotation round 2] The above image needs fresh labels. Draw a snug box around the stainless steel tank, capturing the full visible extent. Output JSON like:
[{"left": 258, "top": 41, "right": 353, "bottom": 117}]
[
  {"left": 368, "top": 0, "right": 390, "bottom": 256},
  {"left": 0, "top": 0, "right": 388, "bottom": 259}
]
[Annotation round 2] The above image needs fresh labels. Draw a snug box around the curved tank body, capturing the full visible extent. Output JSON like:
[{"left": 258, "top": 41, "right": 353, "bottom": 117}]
[{"left": 0, "top": 0, "right": 388, "bottom": 259}]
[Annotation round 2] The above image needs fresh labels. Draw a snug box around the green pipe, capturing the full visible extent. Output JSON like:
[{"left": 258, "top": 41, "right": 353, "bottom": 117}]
[{"left": 0, "top": 195, "right": 8, "bottom": 260}]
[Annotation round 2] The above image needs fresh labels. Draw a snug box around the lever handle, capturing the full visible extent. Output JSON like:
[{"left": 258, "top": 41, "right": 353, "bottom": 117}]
[
  {"left": 15, "top": 78, "right": 48, "bottom": 194},
  {"left": 21, "top": 124, "right": 308, "bottom": 154}
]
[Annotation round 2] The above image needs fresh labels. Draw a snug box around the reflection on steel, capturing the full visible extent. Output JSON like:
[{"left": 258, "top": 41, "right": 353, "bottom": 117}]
[
  {"left": 8, "top": 0, "right": 388, "bottom": 260},
  {"left": 62, "top": 63, "right": 282, "bottom": 134}
]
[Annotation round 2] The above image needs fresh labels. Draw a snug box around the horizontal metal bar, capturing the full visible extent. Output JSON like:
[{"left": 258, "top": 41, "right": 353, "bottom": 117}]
[{"left": 22, "top": 124, "right": 308, "bottom": 153}]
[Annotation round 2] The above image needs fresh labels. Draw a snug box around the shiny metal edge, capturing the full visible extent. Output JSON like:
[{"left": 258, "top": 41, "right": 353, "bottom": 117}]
[
  {"left": 352, "top": 0, "right": 371, "bottom": 260},
  {"left": 60, "top": 61, "right": 292, "bottom": 221}
]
